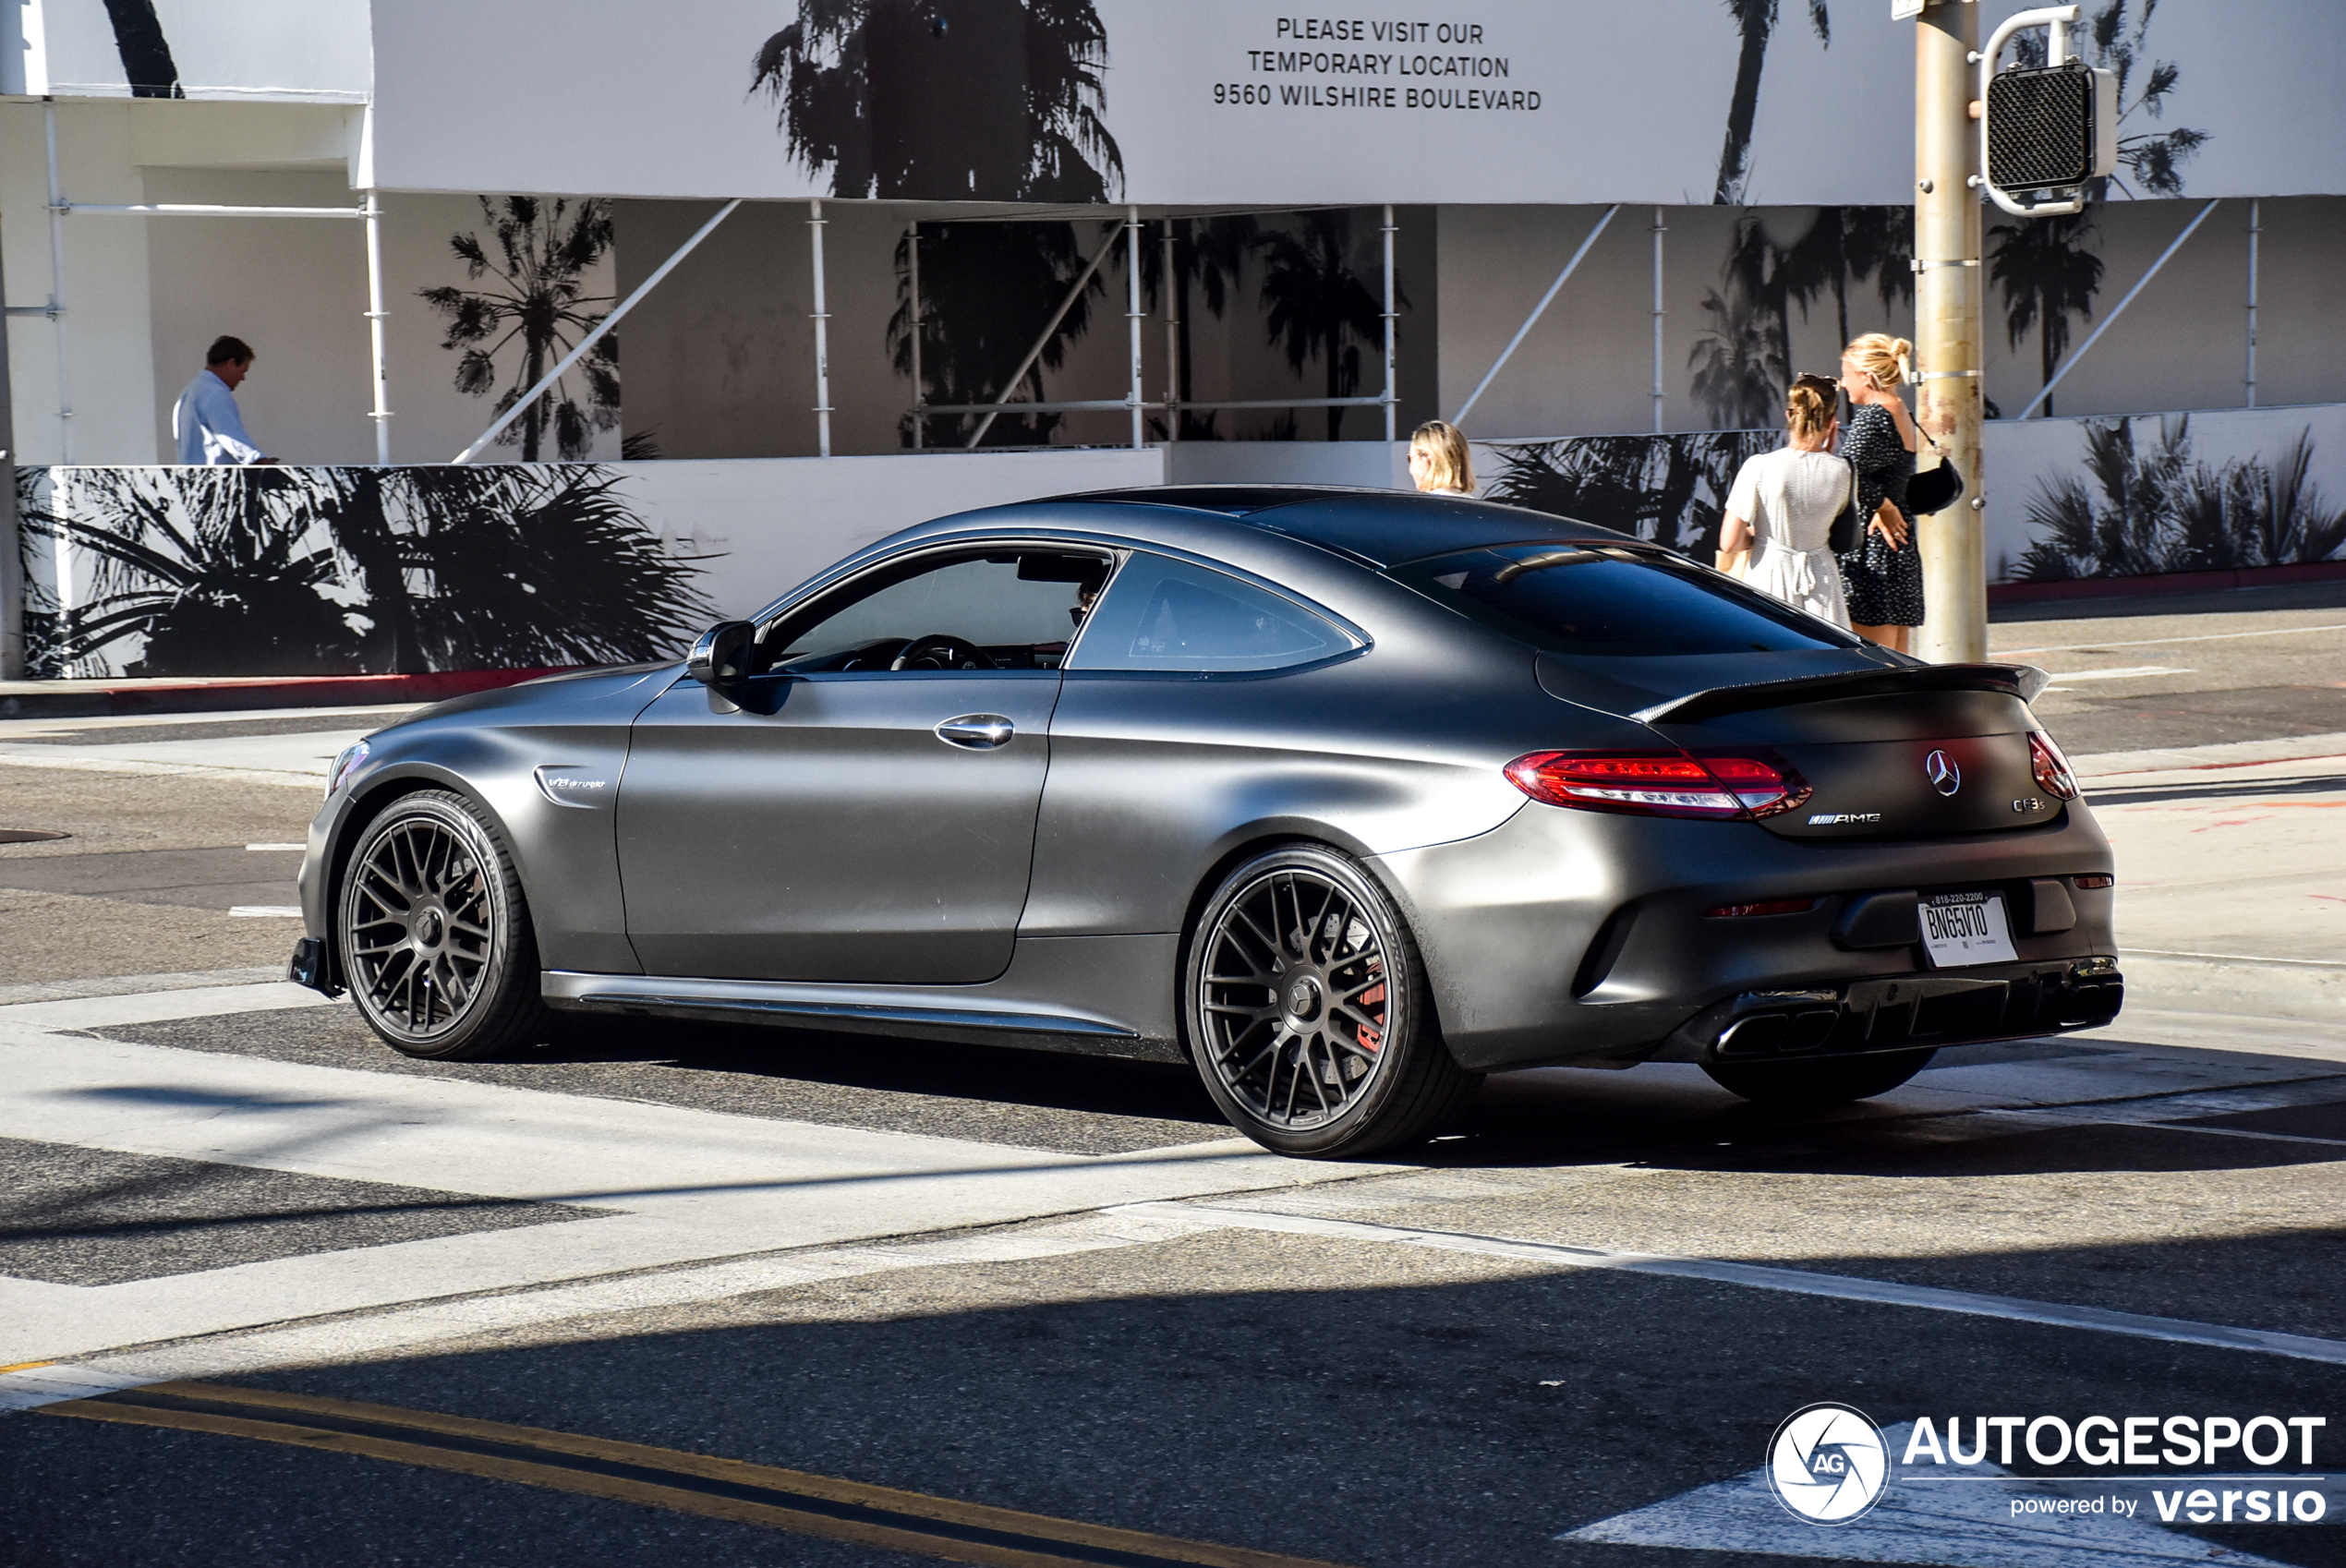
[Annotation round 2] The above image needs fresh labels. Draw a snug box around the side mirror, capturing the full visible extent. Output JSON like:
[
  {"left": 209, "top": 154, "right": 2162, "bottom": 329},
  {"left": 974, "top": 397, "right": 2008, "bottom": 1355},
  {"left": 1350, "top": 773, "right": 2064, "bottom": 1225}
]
[{"left": 687, "top": 621, "right": 756, "bottom": 689}]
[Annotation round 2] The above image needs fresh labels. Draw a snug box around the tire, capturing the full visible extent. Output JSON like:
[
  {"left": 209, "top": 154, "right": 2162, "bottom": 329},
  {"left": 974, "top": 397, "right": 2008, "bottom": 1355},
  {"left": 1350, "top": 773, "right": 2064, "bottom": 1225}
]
[
  {"left": 336, "top": 790, "right": 547, "bottom": 1061},
  {"left": 1184, "top": 845, "right": 1481, "bottom": 1158},
  {"left": 1702, "top": 1048, "right": 1938, "bottom": 1107}
]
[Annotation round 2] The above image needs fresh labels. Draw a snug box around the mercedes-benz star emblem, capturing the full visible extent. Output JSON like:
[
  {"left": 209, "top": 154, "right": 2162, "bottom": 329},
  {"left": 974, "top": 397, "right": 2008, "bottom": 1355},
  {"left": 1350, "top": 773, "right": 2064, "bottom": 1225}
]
[{"left": 1924, "top": 749, "right": 1962, "bottom": 797}]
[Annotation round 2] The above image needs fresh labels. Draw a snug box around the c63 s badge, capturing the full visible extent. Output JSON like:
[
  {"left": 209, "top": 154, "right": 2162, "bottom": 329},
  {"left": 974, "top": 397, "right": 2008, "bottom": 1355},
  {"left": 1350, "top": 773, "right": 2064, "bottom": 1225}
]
[
  {"left": 2012, "top": 796, "right": 2047, "bottom": 814},
  {"left": 1808, "top": 812, "right": 1883, "bottom": 826}
]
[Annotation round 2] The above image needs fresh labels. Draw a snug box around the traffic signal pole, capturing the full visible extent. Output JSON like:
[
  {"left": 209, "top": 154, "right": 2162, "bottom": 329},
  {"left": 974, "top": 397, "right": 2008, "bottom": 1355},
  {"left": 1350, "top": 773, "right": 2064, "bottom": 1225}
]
[{"left": 1914, "top": 0, "right": 1987, "bottom": 665}]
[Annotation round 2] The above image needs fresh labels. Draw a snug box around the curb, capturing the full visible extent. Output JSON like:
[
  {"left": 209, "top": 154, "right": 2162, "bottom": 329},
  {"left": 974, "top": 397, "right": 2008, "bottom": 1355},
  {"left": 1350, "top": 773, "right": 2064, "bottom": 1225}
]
[
  {"left": 1989, "top": 558, "right": 2346, "bottom": 606},
  {"left": 0, "top": 668, "right": 583, "bottom": 721}
]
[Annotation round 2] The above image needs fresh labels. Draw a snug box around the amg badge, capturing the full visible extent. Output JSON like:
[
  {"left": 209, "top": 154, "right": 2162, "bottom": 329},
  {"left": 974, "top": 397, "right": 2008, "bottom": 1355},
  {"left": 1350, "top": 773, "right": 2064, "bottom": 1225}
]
[{"left": 1808, "top": 812, "right": 1884, "bottom": 826}]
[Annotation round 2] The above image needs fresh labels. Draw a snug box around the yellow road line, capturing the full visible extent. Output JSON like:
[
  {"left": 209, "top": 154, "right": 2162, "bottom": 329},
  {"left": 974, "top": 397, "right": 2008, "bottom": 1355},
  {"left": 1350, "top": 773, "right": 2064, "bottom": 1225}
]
[
  {"left": 0, "top": 1360, "right": 57, "bottom": 1374},
  {"left": 41, "top": 1381, "right": 1346, "bottom": 1568}
]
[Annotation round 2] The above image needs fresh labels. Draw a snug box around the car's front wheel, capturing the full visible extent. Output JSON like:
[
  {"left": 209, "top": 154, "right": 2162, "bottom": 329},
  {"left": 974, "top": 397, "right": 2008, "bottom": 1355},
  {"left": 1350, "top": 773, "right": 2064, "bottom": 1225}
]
[
  {"left": 1702, "top": 1048, "right": 1938, "bottom": 1107},
  {"left": 1185, "top": 846, "right": 1481, "bottom": 1158},
  {"left": 337, "top": 790, "right": 546, "bottom": 1060}
]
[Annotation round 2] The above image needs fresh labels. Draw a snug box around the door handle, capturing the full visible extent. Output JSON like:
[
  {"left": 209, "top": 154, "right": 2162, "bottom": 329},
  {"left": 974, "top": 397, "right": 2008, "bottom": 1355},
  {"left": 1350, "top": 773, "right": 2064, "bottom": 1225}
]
[{"left": 935, "top": 714, "right": 1015, "bottom": 750}]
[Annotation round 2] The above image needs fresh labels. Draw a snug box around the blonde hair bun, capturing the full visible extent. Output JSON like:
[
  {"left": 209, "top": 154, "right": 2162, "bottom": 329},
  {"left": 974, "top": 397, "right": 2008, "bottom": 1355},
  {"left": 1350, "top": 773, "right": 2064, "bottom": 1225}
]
[
  {"left": 1784, "top": 380, "right": 1834, "bottom": 439},
  {"left": 1845, "top": 332, "right": 1913, "bottom": 390}
]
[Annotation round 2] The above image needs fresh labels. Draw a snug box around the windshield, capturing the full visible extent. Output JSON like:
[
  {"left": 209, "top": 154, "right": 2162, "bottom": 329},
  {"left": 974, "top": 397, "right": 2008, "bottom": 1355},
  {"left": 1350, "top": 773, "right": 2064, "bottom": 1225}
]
[{"left": 1390, "top": 543, "right": 1860, "bottom": 657}]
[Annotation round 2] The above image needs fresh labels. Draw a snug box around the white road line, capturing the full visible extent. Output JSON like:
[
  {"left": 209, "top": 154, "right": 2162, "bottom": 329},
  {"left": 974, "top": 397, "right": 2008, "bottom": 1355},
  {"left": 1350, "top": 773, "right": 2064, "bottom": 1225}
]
[
  {"left": 1998, "top": 621, "right": 2346, "bottom": 657},
  {"left": 2036, "top": 665, "right": 2194, "bottom": 681},
  {"left": 2138, "top": 1121, "right": 2346, "bottom": 1150},
  {"left": 1112, "top": 1203, "right": 2346, "bottom": 1368},
  {"left": 0, "top": 1209, "right": 1215, "bottom": 1413},
  {"left": 1564, "top": 1421, "right": 2289, "bottom": 1567},
  {"left": 229, "top": 906, "right": 304, "bottom": 918},
  {"left": 0, "top": 983, "right": 333, "bottom": 1031},
  {"left": 245, "top": 843, "right": 306, "bottom": 852},
  {"left": 0, "top": 1031, "right": 1377, "bottom": 1364},
  {"left": 0, "top": 754, "right": 323, "bottom": 789},
  {"left": 2121, "top": 947, "right": 2346, "bottom": 970}
]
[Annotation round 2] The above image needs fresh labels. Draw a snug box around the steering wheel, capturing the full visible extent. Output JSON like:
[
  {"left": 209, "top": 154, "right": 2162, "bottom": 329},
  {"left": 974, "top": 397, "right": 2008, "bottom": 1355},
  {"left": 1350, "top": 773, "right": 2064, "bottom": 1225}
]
[{"left": 890, "top": 633, "right": 996, "bottom": 671}]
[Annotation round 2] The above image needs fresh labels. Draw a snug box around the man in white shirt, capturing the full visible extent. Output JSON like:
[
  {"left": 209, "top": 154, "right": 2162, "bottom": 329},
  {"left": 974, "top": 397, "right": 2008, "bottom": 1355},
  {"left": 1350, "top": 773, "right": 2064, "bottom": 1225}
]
[{"left": 172, "top": 335, "right": 273, "bottom": 464}]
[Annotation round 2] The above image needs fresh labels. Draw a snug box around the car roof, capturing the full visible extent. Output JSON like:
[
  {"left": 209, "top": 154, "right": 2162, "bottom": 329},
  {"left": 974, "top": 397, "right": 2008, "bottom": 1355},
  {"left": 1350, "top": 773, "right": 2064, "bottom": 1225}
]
[{"left": 1046, "top": 484, "right": 1643, "bottom": 568}]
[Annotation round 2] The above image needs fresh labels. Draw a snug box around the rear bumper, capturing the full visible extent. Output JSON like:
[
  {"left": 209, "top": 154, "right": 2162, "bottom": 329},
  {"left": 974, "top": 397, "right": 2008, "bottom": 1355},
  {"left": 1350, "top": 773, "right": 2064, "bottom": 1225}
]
[
  {"left": 1651, "top": 956, "right": 2122, "bottom": 1065},
  {"left": 1372, "top": 800, "right": 2120, "bottom": 1073}
]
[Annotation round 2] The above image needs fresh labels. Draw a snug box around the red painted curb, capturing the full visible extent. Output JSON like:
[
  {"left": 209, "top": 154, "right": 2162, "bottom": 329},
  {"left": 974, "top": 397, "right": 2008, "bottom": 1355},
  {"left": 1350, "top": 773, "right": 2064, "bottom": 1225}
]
[
  {"left": 1989, "top": 559, "right": 2346, "bottom": 605},
  {"left": 0, "top": 667, "right": 592, "bottom": 720}
]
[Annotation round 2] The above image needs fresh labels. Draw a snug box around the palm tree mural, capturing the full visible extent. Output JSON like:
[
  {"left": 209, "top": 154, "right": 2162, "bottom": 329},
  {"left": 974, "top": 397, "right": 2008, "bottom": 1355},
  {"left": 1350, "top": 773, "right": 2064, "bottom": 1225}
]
[
  {"left": 1687, "top": 208, "right": 1910, "bottom": 430},
  {"left": 1483, "top": 433, "right": 1775, "bottom": 561},
  {"left": 753, "top": 0, "right": 1121, "bottom": 202},
  {"left": 102, "top": 0, "right": 182, "bottom": 97},
  {"left": 889, "top": 221, "right": 1111, "bottom": 447},
  {"left": 1989, "top": 211, "right": 2103, "bottom": 416},
  {"left": 2013, "top": 0, "right": 2207, "bottom": 197},
  {"left": 2017, "top": 418, "right": 2346, "bottom": 582},
  {"left": 18, "top": 467, "right": 712, "bottom": 679},
  {"left": 1256, "top": 211, "right": 1395, "bottom": 441},
  {"left": 1800, "top": 206, "right": 1913, "bottom": 349},
  {"left": 1714, "top": 0, "right": 1831, "bottom": 205},
  {"left": 418, "top": 197, "right": 621, "bottom": 462},
  {"left": 1152, "top": 215, "right": 1260, "bottom": 440}
]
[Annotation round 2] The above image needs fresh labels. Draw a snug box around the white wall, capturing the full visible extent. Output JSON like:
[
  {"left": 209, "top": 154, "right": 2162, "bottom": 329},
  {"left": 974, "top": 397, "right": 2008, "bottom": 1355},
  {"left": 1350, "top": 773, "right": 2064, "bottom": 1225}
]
[
  {"left": 1, "top": 98, "right": 159, "bottom": 465},
  {"left": 1981, "top": 402, "right": 2346, "bottom": 582},
  {"left": 607, "top": 447, "right": 1167, "bottom": 619},
  {"left": 17, "top": 0, "right": 369, "bottom": 100},
  {"left": 1436, "top": 198, "right": 2346, "bottom": 443},
  {"left": 368, "top": 1, "right": 2346, "bottom": 206}
]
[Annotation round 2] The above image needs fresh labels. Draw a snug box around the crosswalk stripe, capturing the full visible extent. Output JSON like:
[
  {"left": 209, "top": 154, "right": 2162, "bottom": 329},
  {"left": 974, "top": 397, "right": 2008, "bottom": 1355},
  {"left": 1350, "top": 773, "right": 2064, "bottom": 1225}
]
[{"left": 1111, "top": 1204, "right": 2346, "bottom": 1368}]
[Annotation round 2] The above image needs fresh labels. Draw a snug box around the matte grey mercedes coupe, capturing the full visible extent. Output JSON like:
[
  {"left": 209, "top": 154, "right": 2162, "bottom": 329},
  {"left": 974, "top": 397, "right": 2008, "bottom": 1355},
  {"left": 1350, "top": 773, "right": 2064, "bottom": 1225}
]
[{"left": 290, "top": 486, "right": 2122, "bottom": 1157}]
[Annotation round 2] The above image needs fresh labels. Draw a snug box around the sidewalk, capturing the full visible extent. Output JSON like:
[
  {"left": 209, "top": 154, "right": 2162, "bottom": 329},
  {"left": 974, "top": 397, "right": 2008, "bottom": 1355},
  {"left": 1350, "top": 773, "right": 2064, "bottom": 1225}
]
[{"left": 2075, "top": 730, "right": 2346, "bottom": 1022}]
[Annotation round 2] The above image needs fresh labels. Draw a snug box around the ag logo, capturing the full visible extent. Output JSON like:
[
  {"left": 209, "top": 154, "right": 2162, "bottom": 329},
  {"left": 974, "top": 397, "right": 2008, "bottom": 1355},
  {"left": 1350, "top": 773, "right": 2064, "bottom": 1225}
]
[{"left": 1765, "top": 1403, "right": 1888, "bottom": 1525}]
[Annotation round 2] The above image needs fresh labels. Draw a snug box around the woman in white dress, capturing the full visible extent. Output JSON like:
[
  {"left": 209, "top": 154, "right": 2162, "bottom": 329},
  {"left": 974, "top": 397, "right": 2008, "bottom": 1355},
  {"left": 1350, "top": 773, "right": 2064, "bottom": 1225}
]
[{"left": 1714, "top": 375, "right": 1855, "bottom": 629}]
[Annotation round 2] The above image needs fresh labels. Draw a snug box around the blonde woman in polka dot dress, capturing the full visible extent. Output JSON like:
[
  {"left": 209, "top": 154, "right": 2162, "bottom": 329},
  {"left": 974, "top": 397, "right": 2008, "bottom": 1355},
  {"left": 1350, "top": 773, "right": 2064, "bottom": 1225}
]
[{"left": 1836, "top": 332, "right": 1923, "bottom": 651}]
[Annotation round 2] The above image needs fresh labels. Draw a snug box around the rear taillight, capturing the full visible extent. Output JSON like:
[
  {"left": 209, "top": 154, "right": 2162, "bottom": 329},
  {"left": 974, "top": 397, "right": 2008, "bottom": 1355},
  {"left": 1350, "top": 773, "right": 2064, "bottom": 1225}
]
[
  {"left": 2029, "top": 731, "right": 2079, "bottom": 800},
  {"left": 1505, "top": 750, "right": 1810, "bottom": 821},
  {"left": 1699, "top": 753, "right": 1813, "bottom": 818},
  {"left": 2074, "top": 874, "right": 2113, "bottom": 889}
]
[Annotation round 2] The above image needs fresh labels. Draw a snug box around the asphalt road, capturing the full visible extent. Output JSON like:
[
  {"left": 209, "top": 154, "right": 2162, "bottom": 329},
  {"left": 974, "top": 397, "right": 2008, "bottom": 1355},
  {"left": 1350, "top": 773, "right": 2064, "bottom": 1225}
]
[{"left": 0, "top": 602, "right": 2340, "bottom": 1568}]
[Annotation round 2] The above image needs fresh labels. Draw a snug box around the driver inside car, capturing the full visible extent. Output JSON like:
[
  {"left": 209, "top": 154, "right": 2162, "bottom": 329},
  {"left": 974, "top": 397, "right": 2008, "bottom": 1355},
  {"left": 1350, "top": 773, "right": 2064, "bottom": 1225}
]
[{"left": 763, "top": 551, "right": 1112, "bottom": 674}]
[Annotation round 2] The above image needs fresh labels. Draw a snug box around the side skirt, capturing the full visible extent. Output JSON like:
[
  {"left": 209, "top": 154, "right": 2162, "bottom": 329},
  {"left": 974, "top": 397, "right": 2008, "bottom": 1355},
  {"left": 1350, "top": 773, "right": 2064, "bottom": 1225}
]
[{"left": 542, "top": 934, "right": 1184, "bottom": 1063}]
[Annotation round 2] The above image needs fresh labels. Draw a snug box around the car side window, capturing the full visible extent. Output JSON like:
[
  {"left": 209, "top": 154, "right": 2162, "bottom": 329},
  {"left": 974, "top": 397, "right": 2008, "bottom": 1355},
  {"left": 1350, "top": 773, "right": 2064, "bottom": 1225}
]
[
  {"left": 1067, "top": 553, "right": 1358, "bottom": 674},
  {"left": 768, "top": 550, "right": 1110, "bottom": 673}
]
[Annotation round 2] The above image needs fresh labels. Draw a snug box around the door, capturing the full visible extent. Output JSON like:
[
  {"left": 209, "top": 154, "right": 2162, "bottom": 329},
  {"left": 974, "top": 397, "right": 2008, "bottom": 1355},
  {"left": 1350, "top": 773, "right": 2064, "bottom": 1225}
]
[{"left": 618, "top": 546, "right": 1112, "bottom": 983}]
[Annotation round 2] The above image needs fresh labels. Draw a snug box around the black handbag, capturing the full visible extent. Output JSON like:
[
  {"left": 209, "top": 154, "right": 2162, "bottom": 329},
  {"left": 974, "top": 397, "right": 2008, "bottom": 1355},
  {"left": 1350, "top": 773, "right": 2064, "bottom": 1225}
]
[{"left": 1906, "top": 428, "right": 1965, "bottom": 516}]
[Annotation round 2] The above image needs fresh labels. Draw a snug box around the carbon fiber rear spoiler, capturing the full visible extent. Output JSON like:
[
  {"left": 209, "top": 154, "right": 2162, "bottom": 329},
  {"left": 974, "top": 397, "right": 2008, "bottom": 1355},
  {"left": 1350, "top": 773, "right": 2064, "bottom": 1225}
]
[{"left": 1633, "top": 662, "right": 2050, "bottom": 726}]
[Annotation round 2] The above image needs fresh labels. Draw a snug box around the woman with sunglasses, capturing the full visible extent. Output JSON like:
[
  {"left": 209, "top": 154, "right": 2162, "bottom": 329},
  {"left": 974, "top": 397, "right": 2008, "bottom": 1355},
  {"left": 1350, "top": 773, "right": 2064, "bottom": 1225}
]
[{"left": 1714, "top": 374, "right": 1854, "bottom": 629}]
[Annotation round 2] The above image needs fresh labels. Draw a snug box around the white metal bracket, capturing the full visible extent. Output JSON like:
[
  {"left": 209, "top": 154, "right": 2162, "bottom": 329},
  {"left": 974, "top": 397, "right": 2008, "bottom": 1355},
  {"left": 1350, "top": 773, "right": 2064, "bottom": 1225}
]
[{"left": 1976, "top": 5, "right": 2086, "bottom": 217}]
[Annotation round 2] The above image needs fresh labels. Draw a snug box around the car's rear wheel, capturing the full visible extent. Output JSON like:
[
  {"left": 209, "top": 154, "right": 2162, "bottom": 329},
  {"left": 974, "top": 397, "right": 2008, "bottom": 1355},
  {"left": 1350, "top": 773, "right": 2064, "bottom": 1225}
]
[
  {"left": 1186, "top": 846, "right": 1481, "bottom": 1158},
  {"left": 1702, "top": 1048, "right": 1938, "bottom": 1107},
  {"left": 337, "top": 790, "right": 546, "bottom": 1061}
]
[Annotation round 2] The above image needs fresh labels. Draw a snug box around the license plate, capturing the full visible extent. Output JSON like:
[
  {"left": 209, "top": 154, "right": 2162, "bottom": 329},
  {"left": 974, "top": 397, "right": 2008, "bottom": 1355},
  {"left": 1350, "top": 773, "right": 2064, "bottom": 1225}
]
[{"left": 1920, "top": 890, "right": 2018, "bottom": 967}]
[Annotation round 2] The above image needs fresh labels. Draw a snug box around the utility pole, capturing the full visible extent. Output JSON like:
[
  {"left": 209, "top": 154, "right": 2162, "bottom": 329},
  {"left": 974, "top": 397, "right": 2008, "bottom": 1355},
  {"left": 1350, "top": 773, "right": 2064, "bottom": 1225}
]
[
  {"left": 0, "top": 211, "right": 20, "bottom": 681},
  {"left": 1913, "top": 0, "right": 1986, "bottom": 665}
]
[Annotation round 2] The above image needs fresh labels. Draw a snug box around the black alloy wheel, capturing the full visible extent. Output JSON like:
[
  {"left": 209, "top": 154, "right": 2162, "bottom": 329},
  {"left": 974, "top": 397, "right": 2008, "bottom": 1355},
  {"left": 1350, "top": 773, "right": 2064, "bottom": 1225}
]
[
  {"left": 1702, "top": 1047, "right": 1939, "bottom": 1106},
  {"left": 337, "top": 790, "right": 546, "bottom": 1060},
  {"left": 1187, "top": 845, "right": 1480, "bottom": 1158}
]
